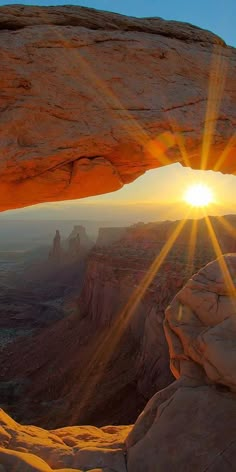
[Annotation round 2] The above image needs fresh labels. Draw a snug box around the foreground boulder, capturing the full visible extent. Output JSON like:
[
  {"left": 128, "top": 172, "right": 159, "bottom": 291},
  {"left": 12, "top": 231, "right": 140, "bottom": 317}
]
[
  {"left": 127, "top": 254, "right": 236, "bottom": 471},
  {"left": 0, "top": 5, "right": 235, "bottom": 210}
]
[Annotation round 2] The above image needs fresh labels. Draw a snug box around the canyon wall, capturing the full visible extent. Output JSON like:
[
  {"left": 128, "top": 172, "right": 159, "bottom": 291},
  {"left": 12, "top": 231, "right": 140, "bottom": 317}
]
[
  {"left": 0, "top": 253, "right": 235, "bottom": 472},
  {"left": 0, "top": 216, "right": 235, "bottom": 429}
]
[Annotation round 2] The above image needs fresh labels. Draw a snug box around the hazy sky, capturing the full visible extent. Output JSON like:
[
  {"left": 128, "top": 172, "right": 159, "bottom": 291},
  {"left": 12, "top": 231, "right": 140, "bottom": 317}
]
[{"left": 1, "top": 0, "right": 235, "bottom": 222}]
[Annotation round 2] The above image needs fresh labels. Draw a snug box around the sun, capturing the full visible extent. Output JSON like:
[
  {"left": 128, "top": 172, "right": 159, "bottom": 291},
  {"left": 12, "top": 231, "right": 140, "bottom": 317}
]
[{"left": 184, "top": 183, "right": 214, "bottom": 207}]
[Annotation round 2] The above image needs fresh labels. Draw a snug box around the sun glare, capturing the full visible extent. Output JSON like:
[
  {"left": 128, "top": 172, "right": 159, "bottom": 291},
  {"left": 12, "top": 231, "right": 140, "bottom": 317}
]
[{"left": 184, "top": 183, "right": 214, "bottom": 207}]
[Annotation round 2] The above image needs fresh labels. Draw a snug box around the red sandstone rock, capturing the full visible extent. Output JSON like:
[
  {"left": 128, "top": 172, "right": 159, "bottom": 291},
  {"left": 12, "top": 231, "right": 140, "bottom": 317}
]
[
  {"left": 0, "top": 5, "right": 235, "bottom": 211},
  {"left": 127, "top": 254, "right": 236, "bottom": 471},
  {"left": 0, "top": 409, "right": 130, "bottom": 472}
]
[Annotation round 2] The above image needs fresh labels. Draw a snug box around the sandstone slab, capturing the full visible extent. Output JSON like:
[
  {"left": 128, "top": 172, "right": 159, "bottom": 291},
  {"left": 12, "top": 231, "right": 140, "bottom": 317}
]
[{"left": 0, "top": 5, "right": 235, "bottom": 210}]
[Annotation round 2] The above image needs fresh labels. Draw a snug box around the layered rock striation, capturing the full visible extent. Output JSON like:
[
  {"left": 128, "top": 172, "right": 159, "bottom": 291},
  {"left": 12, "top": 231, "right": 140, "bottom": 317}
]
[
  {"left": 0, "top": 5, "right": 235, "bottom": 211},
  {"left": 0, "top": 216, "right": 235, "bottom": 430},
  {"left": 0, "top": 254, "right": 235, "bottom": 471}
]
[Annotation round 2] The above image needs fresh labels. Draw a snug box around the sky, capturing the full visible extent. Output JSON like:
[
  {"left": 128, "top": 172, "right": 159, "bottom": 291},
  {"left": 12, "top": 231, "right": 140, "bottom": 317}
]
[{"left": 1, "top": 0, "right": 235, "bottom": 222}]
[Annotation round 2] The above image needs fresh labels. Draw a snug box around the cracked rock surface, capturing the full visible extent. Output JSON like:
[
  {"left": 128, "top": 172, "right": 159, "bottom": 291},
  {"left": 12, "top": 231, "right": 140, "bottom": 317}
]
[
  {"left": 0, "top": 5, "right": 235, "bottom": 210},
  {"left": 126, "top": 254, "right": 236, "bottom": 471}
]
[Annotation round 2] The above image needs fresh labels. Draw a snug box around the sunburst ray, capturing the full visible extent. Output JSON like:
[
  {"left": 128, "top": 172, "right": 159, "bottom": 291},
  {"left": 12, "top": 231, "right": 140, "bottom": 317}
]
[
  {"left": 71, "top": 214, "right": 189, "bottom": 420},
  {"left": 29, "top": 11, "right": 178, "bottom": 169},
  {"left": 186, "top": 219, "right": 198, "bottom": 277},
  {"left": 214, "top": 131, "right": 236, "bottom": 173},
  {"left": 204, "top": 215, "right": 236, "bottom": 301},
  {"left": 216, "top": 215, "right": 236, "bottom": 239},
  {"left": 201, "top": 45, "right": 229, "bottom": 170}
]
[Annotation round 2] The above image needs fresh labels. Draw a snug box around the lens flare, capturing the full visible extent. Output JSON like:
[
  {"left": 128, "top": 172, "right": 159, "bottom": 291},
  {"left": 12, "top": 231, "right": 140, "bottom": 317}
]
[{"left": 184, "top": 183, "right": 213, "bottom": 207}]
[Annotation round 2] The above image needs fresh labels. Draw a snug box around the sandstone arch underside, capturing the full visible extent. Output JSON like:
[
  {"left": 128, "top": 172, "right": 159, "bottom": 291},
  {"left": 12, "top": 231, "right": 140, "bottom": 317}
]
[{"left": 0, "top": 5, "right": 235, "bottom": 211}]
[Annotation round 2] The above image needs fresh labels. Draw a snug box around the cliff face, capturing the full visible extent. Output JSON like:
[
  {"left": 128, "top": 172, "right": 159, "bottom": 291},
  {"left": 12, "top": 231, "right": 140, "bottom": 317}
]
[
  {"left": 0, "top": 216, "right": 235, "bottom": 430},
  {"left": 0, "top": 5, "right": 235, "bottom": 211},
  {"left": 80, "top": 216, "right": 236, "bottom": 399}
]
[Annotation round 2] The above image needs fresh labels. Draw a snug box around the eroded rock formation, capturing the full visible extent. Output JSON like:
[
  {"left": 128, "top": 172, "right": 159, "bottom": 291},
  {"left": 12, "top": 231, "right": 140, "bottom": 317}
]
[
  {"left": 127, "top": 254, "right": 236, "bottom": 471},
  {"left": 48, "top": 229, "right": 62, "bottom": 262},
  {"left": 0, "top": 254, "right": 235, "bottom": 471},
  {"left": 0, "top": 5, "right": 235, "bottom": 211},
  {"left": 0, "top": 216, "right": 235, "bottom": 430},
  {"left": 47, "top": 225, "right": 92, "bottom": 264},
  {"left": 67, "top": 225, "right": 93, "bottom": 251}
]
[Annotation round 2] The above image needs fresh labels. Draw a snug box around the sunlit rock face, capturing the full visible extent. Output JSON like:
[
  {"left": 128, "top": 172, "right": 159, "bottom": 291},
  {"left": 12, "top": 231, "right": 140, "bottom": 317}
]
[
  {"left": 165, "top": 254, "right": 236, "bottom": 389},
  {"left": 0, "top": 408, "right": 130, "bottom": 471},
  {"left": 127, "top": 254, "right": 236, "bottom": 471},
  {"left": 0, "top": 5, "right": 235, "bottom": 211}
]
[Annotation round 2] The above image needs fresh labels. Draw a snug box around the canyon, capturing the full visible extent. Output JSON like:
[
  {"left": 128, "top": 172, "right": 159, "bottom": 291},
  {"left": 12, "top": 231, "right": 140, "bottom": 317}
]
[
  {"left": 0, "top": 216, "right": 235, "bottom": 432},
  {"left": 0, "top": 4, "right": 235, "bottom": 471},
  {"left": 0, "top": 249, "right": 235, "bottom": 471}
]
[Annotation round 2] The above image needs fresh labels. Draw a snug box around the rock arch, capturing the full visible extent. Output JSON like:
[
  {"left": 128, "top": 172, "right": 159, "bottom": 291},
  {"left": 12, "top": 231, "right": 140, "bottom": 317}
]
[{"left": 0, "top": 5, "right": 235, "bottom": 211}]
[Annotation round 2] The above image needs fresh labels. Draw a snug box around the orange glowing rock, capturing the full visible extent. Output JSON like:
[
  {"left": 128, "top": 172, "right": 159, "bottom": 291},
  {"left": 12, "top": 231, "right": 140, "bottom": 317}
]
[{"left": 0, "top": 5, "right": 235, "bottom": 211}]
